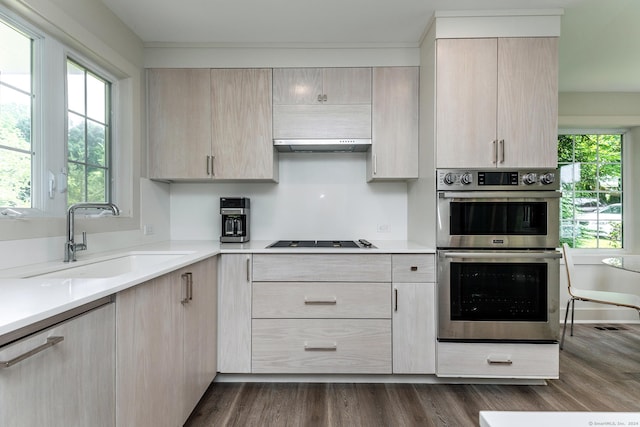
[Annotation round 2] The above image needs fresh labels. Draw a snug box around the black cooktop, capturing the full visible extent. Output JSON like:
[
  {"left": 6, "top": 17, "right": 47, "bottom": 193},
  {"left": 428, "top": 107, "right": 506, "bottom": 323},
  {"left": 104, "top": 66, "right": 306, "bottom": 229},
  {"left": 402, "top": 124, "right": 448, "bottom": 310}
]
[{"left": 267, "top": 240, "right": 373, "bottom": 248}]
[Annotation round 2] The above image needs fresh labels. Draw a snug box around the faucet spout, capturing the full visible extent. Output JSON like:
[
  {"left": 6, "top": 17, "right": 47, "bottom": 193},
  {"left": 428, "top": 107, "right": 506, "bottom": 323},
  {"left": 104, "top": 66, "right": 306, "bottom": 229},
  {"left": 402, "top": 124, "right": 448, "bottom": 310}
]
[{"left": 64, "top": 202, "right": 120, "bottom": 262}]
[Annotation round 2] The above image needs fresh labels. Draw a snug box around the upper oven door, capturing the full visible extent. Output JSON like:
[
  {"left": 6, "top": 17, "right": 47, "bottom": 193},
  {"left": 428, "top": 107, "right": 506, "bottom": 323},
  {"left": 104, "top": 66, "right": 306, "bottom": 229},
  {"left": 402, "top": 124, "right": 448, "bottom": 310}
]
[{"left": 437, "top": 191, "right": 560, "bottom": 249}]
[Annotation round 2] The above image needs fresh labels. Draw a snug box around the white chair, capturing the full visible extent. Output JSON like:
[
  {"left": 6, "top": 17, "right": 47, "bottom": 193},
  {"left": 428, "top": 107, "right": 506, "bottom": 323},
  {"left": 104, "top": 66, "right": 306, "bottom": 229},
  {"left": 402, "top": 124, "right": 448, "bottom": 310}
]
[{"left": 560, "top": 243, "right": 640, "bottom": 349}]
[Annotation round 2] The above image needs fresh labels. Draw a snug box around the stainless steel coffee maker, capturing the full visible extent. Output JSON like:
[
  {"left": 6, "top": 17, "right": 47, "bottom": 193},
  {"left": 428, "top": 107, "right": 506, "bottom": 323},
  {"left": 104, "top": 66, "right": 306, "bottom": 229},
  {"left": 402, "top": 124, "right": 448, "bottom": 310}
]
[{"left": 220, "top": 197, "right": 250, "bottom": 243}]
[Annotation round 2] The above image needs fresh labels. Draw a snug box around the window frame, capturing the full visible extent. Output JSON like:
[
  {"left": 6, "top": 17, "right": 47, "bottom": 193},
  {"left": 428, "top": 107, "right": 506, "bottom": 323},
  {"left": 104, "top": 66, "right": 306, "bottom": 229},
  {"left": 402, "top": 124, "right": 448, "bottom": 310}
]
[
  {"left": 558, "top": 129, "right": 628, "bottom": 252},
  {"left": 0, "top": 10, "right": 122, "bottom": 219},
  {"left": 64, "top": 56, "right": 114, "bottom": 209},
  {"left": 0, "top": 14, "right": 43, "bottom": 216}
]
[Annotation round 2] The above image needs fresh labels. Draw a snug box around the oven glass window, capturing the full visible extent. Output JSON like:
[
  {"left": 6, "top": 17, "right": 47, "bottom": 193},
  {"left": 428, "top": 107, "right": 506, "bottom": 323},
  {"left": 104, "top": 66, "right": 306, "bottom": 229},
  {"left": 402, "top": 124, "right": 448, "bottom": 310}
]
[
  {"left": 450, "top": 262, "right": 548, "bottom": 321},
  {"left": 450, "top": 202, "right": 547, "bottom": 235}
]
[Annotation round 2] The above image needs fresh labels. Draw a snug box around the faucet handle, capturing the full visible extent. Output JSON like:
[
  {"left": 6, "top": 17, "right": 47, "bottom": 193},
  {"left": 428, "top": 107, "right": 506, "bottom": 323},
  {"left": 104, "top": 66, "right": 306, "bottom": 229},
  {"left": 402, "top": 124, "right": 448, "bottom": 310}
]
[{"left": 77, "top": 231, "right": 87, "bottom": 251}]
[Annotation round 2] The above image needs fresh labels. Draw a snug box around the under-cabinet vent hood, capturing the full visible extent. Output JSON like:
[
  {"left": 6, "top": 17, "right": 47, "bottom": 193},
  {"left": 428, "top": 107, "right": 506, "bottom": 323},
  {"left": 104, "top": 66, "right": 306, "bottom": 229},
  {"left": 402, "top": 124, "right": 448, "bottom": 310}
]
[{"left": 273, "top": 139, "right": 371, "bottom": 153}]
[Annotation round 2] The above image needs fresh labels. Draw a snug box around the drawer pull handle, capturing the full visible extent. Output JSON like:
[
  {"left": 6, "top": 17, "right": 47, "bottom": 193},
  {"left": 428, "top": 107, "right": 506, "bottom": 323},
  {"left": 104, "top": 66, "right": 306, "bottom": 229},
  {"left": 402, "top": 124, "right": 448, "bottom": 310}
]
[
  {"left": 487, "top": 355, "right": 513, "bottom": 365},
  {"left": 304, "top": 342, "right": 337, "bottom": 351},
  {"left": 304, "top": 297, "right": 337, "bottom": 305},
  {"left": 1, "top": 336, "right": 64, "bottom": 369},
  {"left": 410, "top": 266, "right": 418, "bottom": 271}
]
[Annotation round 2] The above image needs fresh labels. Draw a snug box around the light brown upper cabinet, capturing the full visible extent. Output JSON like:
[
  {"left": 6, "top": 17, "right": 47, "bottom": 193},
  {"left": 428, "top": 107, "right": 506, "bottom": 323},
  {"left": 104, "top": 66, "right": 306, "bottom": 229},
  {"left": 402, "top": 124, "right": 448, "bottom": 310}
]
[
  {"left": 273, "top": 68, "right": 372, "bottom": 105},
  {"left": 272, "top": 67, "right": 372, "bottom": 139},
  {"left": 436, "top": 38, "right": 558, "bottom": 169},
  {"left": 148, "top": 68, "right": 277, "bottom": 181},
  {"left": 210, "top": 69, "right": 277, "bottom": 180},
  {"left": 368, "top": 67, "right": 419, "bottom": 181}
]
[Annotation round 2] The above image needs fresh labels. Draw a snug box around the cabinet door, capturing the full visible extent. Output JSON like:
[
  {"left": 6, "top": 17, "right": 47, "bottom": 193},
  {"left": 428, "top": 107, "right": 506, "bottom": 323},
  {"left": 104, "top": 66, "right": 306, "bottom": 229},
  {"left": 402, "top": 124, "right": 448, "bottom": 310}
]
[
  {"left": 182, "top": 258, "right": 218, "bottom": 422},
  {"left": 273, "top": 68, "right": 371, "bottom": 105},
  {"left": 273, "top": 68, "right": 323, "bottom": 105},
  {"left": 323, "top": 68, "right": 372, "bottom": 105},
  {"left": 211, "top": 69, "right": 277, "bottom": 180},
  {"left": 369, "top": 67, "right": 419, "bottom": 180},
  {"left": 436, "top": 38, "right": 498, "bottom": 168},
  {"left": 116, "top": 274, "right": 183, "bottom": 427},
  {"left": 392, "top": 282, "right": 436, "bottom": 374},
  {"left": 148, "top": 69, "right": 212, "bottom": 179},
  {"left": 0, "top": 303, "right": 115, "bottom": 427},
  {"left": 218, "top": 254, "right": 252, "bottom": 373},
  {"left": 497, "top": 38, "right": 558, "bottom": 168}
]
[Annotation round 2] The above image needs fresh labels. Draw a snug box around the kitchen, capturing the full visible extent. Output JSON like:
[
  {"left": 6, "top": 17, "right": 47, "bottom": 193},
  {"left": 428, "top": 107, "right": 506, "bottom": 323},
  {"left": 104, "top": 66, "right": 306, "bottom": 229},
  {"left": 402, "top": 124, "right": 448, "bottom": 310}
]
[{"left": 1, "top": 0, "right": 640, "bottom": 426}]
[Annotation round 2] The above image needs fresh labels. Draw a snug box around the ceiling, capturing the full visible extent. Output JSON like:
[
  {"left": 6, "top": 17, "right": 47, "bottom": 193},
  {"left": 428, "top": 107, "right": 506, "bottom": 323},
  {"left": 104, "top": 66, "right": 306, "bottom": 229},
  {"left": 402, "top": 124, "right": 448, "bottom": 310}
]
[{"left": 100, "top": 0, "right": 640, "bottom": 92}]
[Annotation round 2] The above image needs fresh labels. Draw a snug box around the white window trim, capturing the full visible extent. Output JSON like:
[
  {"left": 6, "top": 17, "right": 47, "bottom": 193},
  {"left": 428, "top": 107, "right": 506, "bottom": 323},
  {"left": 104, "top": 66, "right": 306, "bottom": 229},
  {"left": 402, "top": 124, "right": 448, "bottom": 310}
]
[
  {"left": 558, "top": 128, "right": 632, "bottom": 258},
  {"left": 0, "top": 4, "right": 139, "bottom": 241}
]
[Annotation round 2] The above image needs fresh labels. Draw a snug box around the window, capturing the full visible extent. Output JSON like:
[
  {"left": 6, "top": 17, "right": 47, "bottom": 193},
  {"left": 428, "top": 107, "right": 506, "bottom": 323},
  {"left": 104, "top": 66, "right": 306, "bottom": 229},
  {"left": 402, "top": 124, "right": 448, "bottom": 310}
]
[
  {"left": 1, "top": 11, "right": 117, "bottom": 218},
  {"left": 66, "top": 59, "right": 111, "bottom": 206},
  {"left": 559, "top": 133, "right": 623, "bottom": 249},
  {"left": 0, "top": 20, "right": 33, "bottom": 209}
]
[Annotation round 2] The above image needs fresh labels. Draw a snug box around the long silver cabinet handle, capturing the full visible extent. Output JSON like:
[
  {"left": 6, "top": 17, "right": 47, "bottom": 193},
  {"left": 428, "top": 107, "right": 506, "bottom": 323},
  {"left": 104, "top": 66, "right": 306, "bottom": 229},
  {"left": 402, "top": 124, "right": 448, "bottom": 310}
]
[
  {"left": 206, "top": 155, "right": 211, "bottom": 175},
  {"left": 304, "top": 342, "right": 337, "bottom": 351},
  {"left": 499, "top": 139, "right": 505, "bottom": 164},
  {"left": 211, "top": 156, "right": 216, "bottom": 176},
  {"left": 246, "top": 258, "right": 251, "bottom": 282},
  {"left": 181, "top": 272, "right": 193, "bottom": 304},
  {"left": 492, "top": 140, "right": 498, "bottom": 164},
  {"left": 487, "top": 357, "right": 513, "bottom": 365},
  {"left": 304, "top": 297, "right": 337, "bottom": 305},
  {"left": 394, "top": 288, "right": 398, "bottom": 312},
  {"left": 1, "top": 336, "right": 64, "bottom": 368}
]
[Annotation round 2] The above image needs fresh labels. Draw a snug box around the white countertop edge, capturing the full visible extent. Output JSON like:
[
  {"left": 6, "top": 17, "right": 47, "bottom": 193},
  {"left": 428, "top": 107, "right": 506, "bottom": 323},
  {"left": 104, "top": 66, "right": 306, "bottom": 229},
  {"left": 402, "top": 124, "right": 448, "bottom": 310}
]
[
  {"left": 479, "top": 411, "right": 640, "bottom": 427},
  {"left": 0, "top": 239, "right": 434, "bottom": 341}
]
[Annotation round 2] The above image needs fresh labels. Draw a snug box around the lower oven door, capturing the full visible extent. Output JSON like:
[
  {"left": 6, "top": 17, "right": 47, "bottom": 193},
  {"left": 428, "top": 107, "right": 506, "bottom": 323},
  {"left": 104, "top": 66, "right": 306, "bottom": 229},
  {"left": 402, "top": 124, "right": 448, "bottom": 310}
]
[{"left": 437, "top": 249, "right": 561, "bottom": 342}]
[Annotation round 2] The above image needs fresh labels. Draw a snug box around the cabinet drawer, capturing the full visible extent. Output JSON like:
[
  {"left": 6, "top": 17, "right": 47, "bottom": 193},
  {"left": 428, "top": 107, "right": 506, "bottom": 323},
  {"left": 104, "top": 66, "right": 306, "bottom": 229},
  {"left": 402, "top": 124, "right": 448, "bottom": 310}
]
[
  {"left": 252, "top": 319, "right": 391, "bottom": 374},
  {"left": 392, "top": 254, "right": 435, "bottom": 283},
  {"left": 437, "top": 342, "right": 559, "bottom": 379},
  {"left": 252, "top": 254, "right": 391, "bottom": 282},
  {"left": 253, "top": 282, "right": 390, "bottom": 319}
]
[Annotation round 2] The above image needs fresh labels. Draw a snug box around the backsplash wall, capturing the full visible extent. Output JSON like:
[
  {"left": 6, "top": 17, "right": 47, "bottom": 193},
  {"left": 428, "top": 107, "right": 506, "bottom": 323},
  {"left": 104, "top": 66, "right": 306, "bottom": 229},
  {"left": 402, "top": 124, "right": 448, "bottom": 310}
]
[{"left": 170, "top": 153, "right": 408, "bottom": 241}]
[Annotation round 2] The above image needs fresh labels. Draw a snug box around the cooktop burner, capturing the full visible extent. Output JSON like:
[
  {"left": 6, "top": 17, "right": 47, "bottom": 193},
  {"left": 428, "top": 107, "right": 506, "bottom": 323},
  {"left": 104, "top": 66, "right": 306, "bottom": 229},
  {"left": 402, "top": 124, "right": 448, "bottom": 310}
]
[{"left": 267, "top": 239, "right": 374, "bottom": 249}]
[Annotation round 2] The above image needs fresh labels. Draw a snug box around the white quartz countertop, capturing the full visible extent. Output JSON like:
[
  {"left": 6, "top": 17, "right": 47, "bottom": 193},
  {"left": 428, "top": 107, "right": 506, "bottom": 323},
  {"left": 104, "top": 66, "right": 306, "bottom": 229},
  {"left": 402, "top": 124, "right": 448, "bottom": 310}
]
[
  {"left": 0, "top": 240, "right": 433, "bottom": 344},
  {"left": 479, "top": 411, "right": 640, "bottom": 427}
]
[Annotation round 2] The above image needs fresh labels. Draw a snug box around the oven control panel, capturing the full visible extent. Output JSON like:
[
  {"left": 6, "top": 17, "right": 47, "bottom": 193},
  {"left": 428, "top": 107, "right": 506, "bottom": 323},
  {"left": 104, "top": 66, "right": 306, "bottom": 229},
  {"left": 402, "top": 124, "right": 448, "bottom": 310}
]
[{"left": 437, "top": 169, "right": 559, "bottom": 191}]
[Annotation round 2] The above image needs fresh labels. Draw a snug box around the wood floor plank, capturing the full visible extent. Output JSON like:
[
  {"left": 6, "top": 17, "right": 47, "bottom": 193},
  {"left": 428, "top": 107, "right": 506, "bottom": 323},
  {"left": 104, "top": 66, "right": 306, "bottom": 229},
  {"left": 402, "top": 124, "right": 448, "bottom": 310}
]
[{"left": 185, "top": 324, "right": 640, "bottom": 427}]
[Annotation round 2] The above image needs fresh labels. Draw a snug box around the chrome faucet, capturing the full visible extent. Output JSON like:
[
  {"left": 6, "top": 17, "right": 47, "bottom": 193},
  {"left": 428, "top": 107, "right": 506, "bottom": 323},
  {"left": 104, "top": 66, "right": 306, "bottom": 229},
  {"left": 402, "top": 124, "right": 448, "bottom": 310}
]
[{"left": 64, "top": 202, "right": 120, "bottom": 262}]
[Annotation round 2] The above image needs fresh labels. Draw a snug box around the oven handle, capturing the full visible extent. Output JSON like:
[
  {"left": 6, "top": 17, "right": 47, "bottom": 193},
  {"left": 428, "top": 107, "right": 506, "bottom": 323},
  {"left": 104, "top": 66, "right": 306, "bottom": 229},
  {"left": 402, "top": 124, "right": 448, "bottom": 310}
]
[
  {"left": 438, "top": 191, "right": 562, "bottom": 199},
  {"left": 441, "top": 251, "right": 562, "bottom": 260}
]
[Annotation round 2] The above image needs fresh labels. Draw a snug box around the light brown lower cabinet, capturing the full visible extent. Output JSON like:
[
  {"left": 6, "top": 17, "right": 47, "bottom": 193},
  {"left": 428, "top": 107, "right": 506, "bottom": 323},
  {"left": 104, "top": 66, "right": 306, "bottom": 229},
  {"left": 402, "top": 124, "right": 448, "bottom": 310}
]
[
  {"left": 116, "top": 257, "right": 217, "bottom": 426},
  {"left": 437, "top": 342, "right": 559, "bottom": 379},
  {"left": 0, "top": 301, "right": 115, "bottom": 427},
  {"left": 391, "top": 254, "right": 437, "bottom": 374},
  {"left": 250, "top": 254, "right": 392, "bottom": 374},
  {"left": 392, "top": 282, "right": 436, "bottom": 374},
  {"left": 252, "top": 319, "right": 391, "bottom": 374}
]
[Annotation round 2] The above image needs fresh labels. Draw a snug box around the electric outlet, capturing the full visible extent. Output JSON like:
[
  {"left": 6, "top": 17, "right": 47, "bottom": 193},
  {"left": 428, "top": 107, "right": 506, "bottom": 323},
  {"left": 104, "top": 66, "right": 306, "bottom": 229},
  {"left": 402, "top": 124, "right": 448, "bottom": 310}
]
[
  {"left": 143, "top": 224, "right": 154, "bottom": 235},
  {"left": 377, "top": 224, "right": 389, "bottom": 233}
]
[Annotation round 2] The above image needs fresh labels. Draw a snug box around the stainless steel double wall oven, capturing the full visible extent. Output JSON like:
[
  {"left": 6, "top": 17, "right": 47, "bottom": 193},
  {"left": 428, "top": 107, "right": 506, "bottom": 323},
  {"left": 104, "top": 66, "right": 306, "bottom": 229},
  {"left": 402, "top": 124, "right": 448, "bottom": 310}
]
[{"left": 436, "top": 169, "right": 562, "bottom": 342}]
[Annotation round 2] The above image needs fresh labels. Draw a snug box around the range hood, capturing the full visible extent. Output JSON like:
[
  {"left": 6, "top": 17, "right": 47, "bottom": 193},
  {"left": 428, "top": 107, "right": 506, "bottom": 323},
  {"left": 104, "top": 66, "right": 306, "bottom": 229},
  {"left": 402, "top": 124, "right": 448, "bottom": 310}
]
[{"left": 273, "top": 139, "right": 371, "bottom": 153}]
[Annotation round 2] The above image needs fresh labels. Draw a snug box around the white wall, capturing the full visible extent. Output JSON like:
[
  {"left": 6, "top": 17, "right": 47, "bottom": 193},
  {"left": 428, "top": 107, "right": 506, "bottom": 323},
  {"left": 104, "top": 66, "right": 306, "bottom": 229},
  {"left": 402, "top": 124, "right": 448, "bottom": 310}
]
[{"left": 170, "top": 153, "right": 407, "bottom": 241}]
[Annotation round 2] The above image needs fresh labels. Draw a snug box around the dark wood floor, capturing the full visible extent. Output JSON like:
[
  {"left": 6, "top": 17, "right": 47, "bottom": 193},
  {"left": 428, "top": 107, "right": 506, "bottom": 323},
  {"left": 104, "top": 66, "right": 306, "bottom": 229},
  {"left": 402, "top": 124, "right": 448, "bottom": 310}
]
[{"left": 185, "top": 324, "right": 640, "bottom": 427}]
